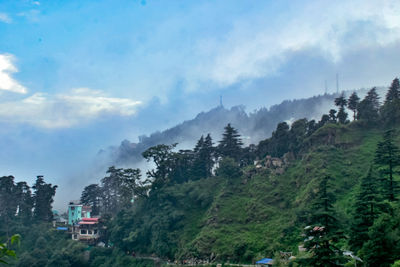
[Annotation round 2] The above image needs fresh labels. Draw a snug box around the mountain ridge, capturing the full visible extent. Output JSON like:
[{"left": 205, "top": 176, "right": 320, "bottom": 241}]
[{"left": 103, "top": 93, "right": 343, "bottom": 166}]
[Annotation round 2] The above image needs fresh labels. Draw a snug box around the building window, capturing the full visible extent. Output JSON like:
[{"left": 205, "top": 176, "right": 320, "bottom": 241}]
[
  {"left": 73, "top": 234, "right": 78, "bottom": 240},
  {"left": 94, "top": 230, "right": 98, "bottom": 235},
  {"left": 80, "top": 229, "right": 87, "bottom": 235},
  {"left": 88, "top": 230, "right": 92, "bottom": 235}
]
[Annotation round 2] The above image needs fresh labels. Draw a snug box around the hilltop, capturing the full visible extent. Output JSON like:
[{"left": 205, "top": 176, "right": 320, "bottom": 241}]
[{"left": 103, "top": 93, "right": 339, "bottom": 166}]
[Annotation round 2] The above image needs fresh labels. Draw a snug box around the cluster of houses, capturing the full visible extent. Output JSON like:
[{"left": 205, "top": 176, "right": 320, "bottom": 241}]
[{"left": 53, "top": 200, "right": 101, "bottom": 245}]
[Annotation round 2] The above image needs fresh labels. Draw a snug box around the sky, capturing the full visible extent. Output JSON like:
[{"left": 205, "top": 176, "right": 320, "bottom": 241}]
[{"left": 0, "top": 0, "right": 400, "bottom": 209}]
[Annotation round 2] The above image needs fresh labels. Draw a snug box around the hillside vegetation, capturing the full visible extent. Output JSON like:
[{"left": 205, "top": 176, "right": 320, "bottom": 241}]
[{"left": 2, "top": 78, "right": 400, "bottom": 266}]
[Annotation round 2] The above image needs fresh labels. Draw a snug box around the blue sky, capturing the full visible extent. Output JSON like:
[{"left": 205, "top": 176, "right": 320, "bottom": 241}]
[{"left": 1, "top": 0, "right": 400, "bottom": 208}]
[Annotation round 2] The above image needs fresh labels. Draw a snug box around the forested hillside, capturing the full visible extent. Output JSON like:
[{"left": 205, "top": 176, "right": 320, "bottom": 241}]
[
  {"left": 103, "top": 93, "right": 340, "bottom": 166},
  {"left": 2, "top": 78, "right": 400, "bottom": 266}
]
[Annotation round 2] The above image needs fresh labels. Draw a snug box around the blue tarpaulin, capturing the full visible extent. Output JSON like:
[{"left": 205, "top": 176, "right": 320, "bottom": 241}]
[
  {"left": 57, "top": 227, "right": 68, "bottom": 231},
  {"left": 256, "top": 258, "right": 273, "bottom": 264}
]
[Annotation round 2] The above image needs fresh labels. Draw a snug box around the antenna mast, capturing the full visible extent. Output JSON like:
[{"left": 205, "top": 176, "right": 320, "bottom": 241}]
[
  {"left": 325, "top": 80, "right": 328, "bottom": 94},
  {"left": 336, "top": 73, "right": 339, "bottom": 94},
  {"left": 220, "top": 95, "right": 223, "bottom": 107}
]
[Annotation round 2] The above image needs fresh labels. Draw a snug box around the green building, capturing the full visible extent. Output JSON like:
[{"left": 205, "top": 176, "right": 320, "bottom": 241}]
[{"left": 68, "top": 200, "right": 91, "bottom": 225}]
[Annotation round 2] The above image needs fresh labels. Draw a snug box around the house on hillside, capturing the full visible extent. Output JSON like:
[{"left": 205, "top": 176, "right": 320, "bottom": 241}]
[
  {"left": 52, "top": 210, "right": 67, "bottom": 227},
  {"left": 68, "top": 200, "right": 92, "bottom": 225},
  {"left": 71, "top": 217, "right": 100, "bottom": 244}
]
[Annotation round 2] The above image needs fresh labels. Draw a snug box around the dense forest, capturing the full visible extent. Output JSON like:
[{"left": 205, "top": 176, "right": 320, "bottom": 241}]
[{"left": 2, "top": 78, "right": 400, "bottom": 266}]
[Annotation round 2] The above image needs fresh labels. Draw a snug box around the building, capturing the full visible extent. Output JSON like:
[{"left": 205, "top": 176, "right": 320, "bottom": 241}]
[
  {"left": 52, "top": 210, "right": 67, "bottom": 227},
  {"left": 71, "top": 217, "right": 100, "bottom": 244},
  {"left": 68, "top": 200, "right": 91, "bottom": 225}
]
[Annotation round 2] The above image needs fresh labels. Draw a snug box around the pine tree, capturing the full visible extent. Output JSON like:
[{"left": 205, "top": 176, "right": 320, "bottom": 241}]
[
  {"left": 289, "top": 118, "right": 308, "bottom": 155},
  {"left": 15, "top": 182, "right": 33, "bottom": 223},
  {"left": 81, "top": 184, "right": 101, "bottom": 215},
  {"left": 357, "top": 87, "right": 380, "bottom": 122},
  {"left": 193, "top": 135, "right": 204, "bottom": 154},
  {"left": 32, "top": 176, "right": 57, "bottom": 222},
  {"left": 360, "top": 213, "right": 400, "bottom": 266},
  {"left": 203, "top": 134, "right": 215, "bottom": 176},
  {"left": 348, "top": 92, "right": 360, "bottom": 121},
  {"left": 299, "top": 175, "right": 345, "bottom": 266},
  {"left": 270, "top": 122, "right": 290, "bottom": 157},
  {"left": 385, "top": 78, "right": 400, "bottom": 103},
  {"left": 375, "top": 130, "right": 400, "bottom": 202},
  {"left": 334, "top": 93, "right": 348, "bottom": 124},
  {"left": 349, "top": 167, "right": 387, "bottom": 252},
  {"left": 381, "top": 78, "right": 400, "bottom": 126},
  {"left": 193, "top": 134, "right": 215, "bottom": 179},
  {"left": 0, "top": 176, "right": 17, "bottom": 240},
  {"left": 218, "top": 124, "right": 243, "bottom": 162},
  {"left": 101, "top": 166, "right": 124, "bottom": 214}
]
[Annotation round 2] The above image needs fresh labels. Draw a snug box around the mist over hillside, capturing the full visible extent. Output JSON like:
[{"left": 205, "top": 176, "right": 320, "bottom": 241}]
[{"left": 101, "top": 92, "right": 342, "bottom": 167}]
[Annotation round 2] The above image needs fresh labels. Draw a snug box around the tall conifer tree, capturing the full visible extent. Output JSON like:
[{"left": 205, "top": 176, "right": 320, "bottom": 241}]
[
  {"left": 334, "top": 93, "right": 348, "bottom": 124},
  {"left": 375, "top": 130, "right": 400, "bottom": 202},
  {"left": 32, "top": 176, "right": 57, "bottom": 222},
  {"left": 218, "top": 124, "right": 243, "bottom": 162},
  {"left": 349, "top": 167, "right": 386, "bottom": 252},
  {"left": 300, "top": 175, "right": 345, "bottom": 266},
  {"left": 381, "top": 78, "right": 400, "bottom": 125},
  {"left": 357, "top": 87, "right": 380, "bottom": 122}
]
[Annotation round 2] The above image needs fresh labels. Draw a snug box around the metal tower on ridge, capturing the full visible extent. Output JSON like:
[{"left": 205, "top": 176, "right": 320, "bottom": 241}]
[
  {"left": 325, "top": 80, "right": 328, "bottom": 94},
  {"left": 336, "top": 73, "right": 339, "bottom": 94},
  {"left": 220, "top": 95, "right": 223, "bottom": 107}
]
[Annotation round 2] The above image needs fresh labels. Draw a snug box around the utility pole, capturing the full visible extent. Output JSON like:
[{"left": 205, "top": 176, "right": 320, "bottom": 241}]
[
  {"left": 336, "top": 73, "right": 339, "bottom": 94},
  {"left": 325, "top": 80, "right": 328, "bottom": 94}
]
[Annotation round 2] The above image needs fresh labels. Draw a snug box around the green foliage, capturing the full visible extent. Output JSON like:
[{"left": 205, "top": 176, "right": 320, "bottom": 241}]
[
  {"left": 9, "top": 77, "right": 400, "bottom": 266},
  {"left": 215, "top": 157, "right": 242, "bottom": 180},
  {"left": 374, "top": 129, "right": 400, "bottom": 201},
  {"left": 335, "top": 93, "right": 348, "bottom": 124},
  {"left": 192, "top": 134, "right": 215, "bottom": 179},
  {"left": 32, "top": 176, "right": 57, "bottom": 222},
  {"left": 0, "top": 234, "right": 20, "bottom": 264},
  {"left": 81, "top": 184, "right": 101, "bottom": 215},
  {"left": 100, "top": 166, "right": 148, "bottom": 214},
  {"left": 357, "top": 87, "right": 380, "bottom": 122},
  {"left": 298, "top": 176, "right": 345, "bottom": 266},
  {"left": 359, "top": 213, "right": 400, "bottom": 267},
  {"left": 218, "top": 124, "right": 243, "bottom": 162},
  {"left": 349, "top": 167, "right": 387, "bottom": 252},
  {"left": 381, "top": 78, "right": 400, "bottom": 126},
  {"left": 348, "top": 92, "right": 360, "bottom": 121}
]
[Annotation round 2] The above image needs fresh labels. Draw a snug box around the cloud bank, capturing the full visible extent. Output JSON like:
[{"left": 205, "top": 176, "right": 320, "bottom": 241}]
[
  {"left": 188, "top": 1, "right": 400, "bottom": 90},
  {"left": 0, "top": 54, "right": 27, "bottom": 94},
  {"left": 0, "top": 87, "right": 141, "bottom": 128}
]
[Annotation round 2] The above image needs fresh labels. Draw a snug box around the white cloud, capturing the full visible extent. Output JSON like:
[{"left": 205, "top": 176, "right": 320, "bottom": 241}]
[
  {"left": 0, "top": 13, "right": 11, "bottom": 23},
  {"left": 188, "top": 0, "right": 400, "bottom": 89},
  {"left": 0, "top": 88, "right": 141, "bottom": 128},
  {"left": 0, "top": 54, "right": 27, "bottom": 94}
]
